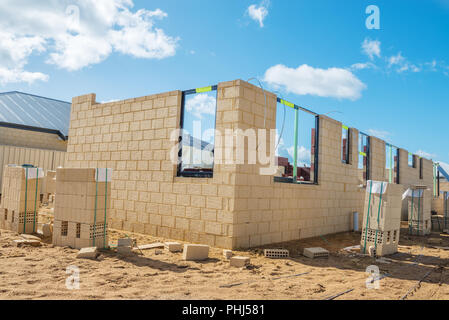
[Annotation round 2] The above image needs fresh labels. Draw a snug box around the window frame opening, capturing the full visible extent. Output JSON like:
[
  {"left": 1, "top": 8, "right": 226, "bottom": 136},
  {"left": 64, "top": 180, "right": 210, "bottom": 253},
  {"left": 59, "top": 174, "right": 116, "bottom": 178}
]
[
  {"left": 408, "top": 152, "right": 416, "bottom": 168},
  {"left": 358, "top": 132, "right": 370, "bottom": 182},
  {"left": 386, "top": 143, "right": 400, "bottom": 184},
  {"left": 342, "top": 125, "right": 350, "bottom": 164},
  {"left": 419, "top": 157, "right": 424, "bottom": 180},
  {"left": 177, "top": 85, "right": 218, "bottom": 179},
  {"left": 274, "top": 98, "right": 319, "bottom": 185}
]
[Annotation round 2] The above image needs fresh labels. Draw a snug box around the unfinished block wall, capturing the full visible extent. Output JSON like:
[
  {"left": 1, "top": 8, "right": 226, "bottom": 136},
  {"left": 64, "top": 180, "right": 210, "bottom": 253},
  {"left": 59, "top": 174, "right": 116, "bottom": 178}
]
[
  {"left": 398, "top": 149, "right": 434, "bottom": 188},
  {"left": 369, "top": 137, "right": 386, "bottom": 181},
  {"left": 66, "top": 87, "right": 237, "bottom": 248},
  {"left": 66, "top": 80, "right": 437, "bottom": 249},
  {"left": 230, "top": 83, "right": 365, "bottom": 248},
  {"left": 397, "top": 149, "right": 434, "bottom": 220},
  {"left": 432, "top": 181, "right": 449, "bottom": 215}
]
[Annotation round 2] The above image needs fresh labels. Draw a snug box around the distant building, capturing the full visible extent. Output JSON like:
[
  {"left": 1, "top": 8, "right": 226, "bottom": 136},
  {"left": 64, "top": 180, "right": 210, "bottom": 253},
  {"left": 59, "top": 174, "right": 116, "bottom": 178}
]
[
  {"left": 0, "top": 91, "right": 70, "bottom": 190},
  {"left": 0, "top": 91, "right": 70, "bottom": 152}
]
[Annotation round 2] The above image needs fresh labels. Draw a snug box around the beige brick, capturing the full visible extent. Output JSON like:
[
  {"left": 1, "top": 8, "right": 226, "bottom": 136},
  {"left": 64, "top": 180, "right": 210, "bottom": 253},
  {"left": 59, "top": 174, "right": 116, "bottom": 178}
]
[
  {"left": 182, "top": 244, "right": 209, "bottom": 261},
  {"left": 230, "top": 256, "right": 250, "bottom": 267}
]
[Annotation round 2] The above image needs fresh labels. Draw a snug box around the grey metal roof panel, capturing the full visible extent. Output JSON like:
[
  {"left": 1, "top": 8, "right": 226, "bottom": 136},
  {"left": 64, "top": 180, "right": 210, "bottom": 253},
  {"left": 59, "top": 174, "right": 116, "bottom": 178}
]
[{"left": 0, "top": 91, "right": 71, "bottom": 137}]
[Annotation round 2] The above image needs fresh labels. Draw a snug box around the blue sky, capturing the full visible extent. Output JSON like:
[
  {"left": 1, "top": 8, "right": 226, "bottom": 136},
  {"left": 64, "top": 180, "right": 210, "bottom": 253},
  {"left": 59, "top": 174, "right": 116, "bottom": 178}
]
[{"left": 1, "top": 0, "right": 448, "bottom": 165}]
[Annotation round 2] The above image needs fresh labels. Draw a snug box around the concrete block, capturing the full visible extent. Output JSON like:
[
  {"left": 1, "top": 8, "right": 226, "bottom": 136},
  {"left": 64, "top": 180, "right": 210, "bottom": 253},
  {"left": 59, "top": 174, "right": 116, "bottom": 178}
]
[
  {"left": 117, "top": 246, "right": 133, "bottom": 256},
  {"left": 42, "top": 224, "right": 53, "bottom": 237},
  {"left": 230, "top": 256, "right": 250, "bottom": 267},
  {"left": 118, "top": 238, "right": 134, "bottom": 247},
  {"left": 264, "top": 249, "right": 289, "bottom": 259},
  {"left": 164, "top": 241, "right": 183, "bottom": 253},
  {"left": 428, "top": 238, "right": 443, "bottom": 245},
  {"left": 182, "top": 244, "right": 209, "bottom": 261},
  {"left": 20, "top": 234, "right": 41, "bottom": 241},
  {"left": 303, "top": 247, "right": 329, "bottom": 259},
  {"left": 223, "top": 249, "right": 233, "bottom": 259},
  {"left": 77, "top": 247, "right": 98, "bottom": 259},
  {"left": 137, "top": 243, "right": 164, "bottom": 250},
  {"left": 12, "top": 239, "right": 41, "bottom": 247}
]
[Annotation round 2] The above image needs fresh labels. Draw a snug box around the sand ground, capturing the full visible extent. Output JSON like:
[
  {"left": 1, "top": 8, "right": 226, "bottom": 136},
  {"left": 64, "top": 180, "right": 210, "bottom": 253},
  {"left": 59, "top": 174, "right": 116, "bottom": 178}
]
[{"left": 1, "top": 208, "right": 448, "bottom": 300}]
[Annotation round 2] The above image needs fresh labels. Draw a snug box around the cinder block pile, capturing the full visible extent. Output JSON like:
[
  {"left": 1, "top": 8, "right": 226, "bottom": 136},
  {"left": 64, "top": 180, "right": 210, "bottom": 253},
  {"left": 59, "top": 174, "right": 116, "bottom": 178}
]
[
  {"left": 53, "top": 168, "right": 112, "bottom": 249},
  {"left": 42, "top": 170, "right": 56, "bottom": 204},
  {"left": 360, "top": 181, "right": 403, "bottom": 256},
  {"left": 405, "top": 186, "right": 431, "bottom": 236},
  {"left": 444, "top": 192, "right": 449, "bottom": 230},
  {"left": 0, "top": 165, "right": 43, "bottom": 234}
]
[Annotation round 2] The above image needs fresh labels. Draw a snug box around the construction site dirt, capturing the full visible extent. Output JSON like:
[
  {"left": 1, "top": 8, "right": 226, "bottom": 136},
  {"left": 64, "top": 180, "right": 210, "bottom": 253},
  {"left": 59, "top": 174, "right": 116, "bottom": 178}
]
[{"left": 1, "top": 208, "right": 448, "bottom": 300}]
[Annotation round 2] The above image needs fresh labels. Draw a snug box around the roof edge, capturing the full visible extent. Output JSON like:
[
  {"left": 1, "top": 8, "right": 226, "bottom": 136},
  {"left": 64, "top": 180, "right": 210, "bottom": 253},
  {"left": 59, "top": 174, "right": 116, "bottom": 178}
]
[
  {"left": 0, "top": 122, "right": 67, "bottom": 141},
  {"left": 0, "top": 91, "right": 71, "bottom": 105}
]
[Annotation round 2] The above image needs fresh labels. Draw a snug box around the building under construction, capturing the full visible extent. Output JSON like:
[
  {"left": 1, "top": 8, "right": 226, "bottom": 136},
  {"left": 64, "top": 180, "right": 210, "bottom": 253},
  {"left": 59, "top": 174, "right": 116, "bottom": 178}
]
[{"left": 65, "top": 79, "right": 448, "bottom": 249}]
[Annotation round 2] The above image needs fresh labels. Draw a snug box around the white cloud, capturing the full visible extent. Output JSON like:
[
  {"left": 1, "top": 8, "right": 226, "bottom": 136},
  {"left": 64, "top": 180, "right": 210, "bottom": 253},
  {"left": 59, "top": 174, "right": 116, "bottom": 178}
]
[
  {"left": 425, "top": 59, "right": 438, "bottom": 72},
  {"left": 350, "top": 62, "right": 377, "bottom": 71},
  {"left": 362, "top": 38, "right": 381, "bottom": 60},
  {"left": 185, "top": 94, "right": 217, "bottom": 119},
  {"left": 264, "top": 64, "right": 366, "bottom": 100},
  {"left": 100, "top": 99, "right": 120, "bottom": 104},
  {"left": 387, "top": 52, "right": 424, "bottom": 74},
  {"left": 108, "top": 8, "right": 177, "bottom": 60},
  {"left": 287, "top": 146, "right": 311, "bottom": 167},
  {"left": 366, "top": 129, "right": 391, "bottom": 139},
  {"left": 47, "top": 34, "right": 112, "bottom": 71},
  {"left": 388, "top": 52, "right": 405, "bottom": 67},
  {"left": 0, "top": 0, "right": 179, "bottom": 84},
  {"left": 416, "top": 150, "right": 437, "bottom": 160},
  {"left": 247, "top": 1, "right": 269, "bottom": 28},
  {"left": 0, "top": 31, "right": 46, "bottom": 69},
  {"left": 410, "top": 65, "right": 421, "bottom": 72},
  {"left": 0, "top": 67, "right": 49, "bottom": 85}
]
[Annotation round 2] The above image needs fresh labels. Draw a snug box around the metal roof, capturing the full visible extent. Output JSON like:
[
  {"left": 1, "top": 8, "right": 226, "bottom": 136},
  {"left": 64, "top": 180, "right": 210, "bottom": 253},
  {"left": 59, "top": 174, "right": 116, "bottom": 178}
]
[
  {"left": 0, "top": 91, "right": 71, "bottom": 139},
  {"left": 182, "top": 133, "right": 213, "bottom": 150}
]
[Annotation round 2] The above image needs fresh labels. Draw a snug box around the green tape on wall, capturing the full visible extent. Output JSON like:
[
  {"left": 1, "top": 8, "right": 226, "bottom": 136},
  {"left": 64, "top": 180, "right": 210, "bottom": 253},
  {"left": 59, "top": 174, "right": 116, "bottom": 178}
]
[
  {"left": 196, "top": 86, "right": 212, "bottom": 93},
  {"left": 279, "top": 99, "right": 295, "bottom": 109}
]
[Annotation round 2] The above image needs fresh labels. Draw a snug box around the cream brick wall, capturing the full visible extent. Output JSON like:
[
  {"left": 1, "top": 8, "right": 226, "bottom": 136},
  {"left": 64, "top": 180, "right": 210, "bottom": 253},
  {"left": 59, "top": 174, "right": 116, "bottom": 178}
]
[
  {"left": 66, "top": 87, "right": 237, "bottom": 248},
  {"left": 0, "top": 127, "right": 67, "bottom": 152},
  {"left": 369, "top": 137, "right": 386, "bottom": 181},
  {"left": 396, "top": 149, "right": 434, "bottom": 219},
  {"left": 66, "top": 80, "right": 438, "bottom": 249},
  {"left": 230, "top": 82, "right": 366, "bottom": 248}
]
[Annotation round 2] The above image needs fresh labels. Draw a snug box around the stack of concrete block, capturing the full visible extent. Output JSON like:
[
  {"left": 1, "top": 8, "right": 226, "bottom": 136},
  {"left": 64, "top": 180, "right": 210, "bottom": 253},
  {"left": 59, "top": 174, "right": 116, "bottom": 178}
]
[
  {"left": 360, "top": 181, "right": 403, "bottom": 256},
  {"left": 0, "top": 165, "right": 43, "bottom": 234},
  {"left": 406, "top": 186, "right": 431, "bottom": 236},
  {"left": 42, "top": 170, "right": 56, "bottom": 204},
  {"left": 53, "top": 168, "right": 112, "bottom": 249},
  {"left": 443, "top": 192, "right": 449, "bottom": 230}
]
